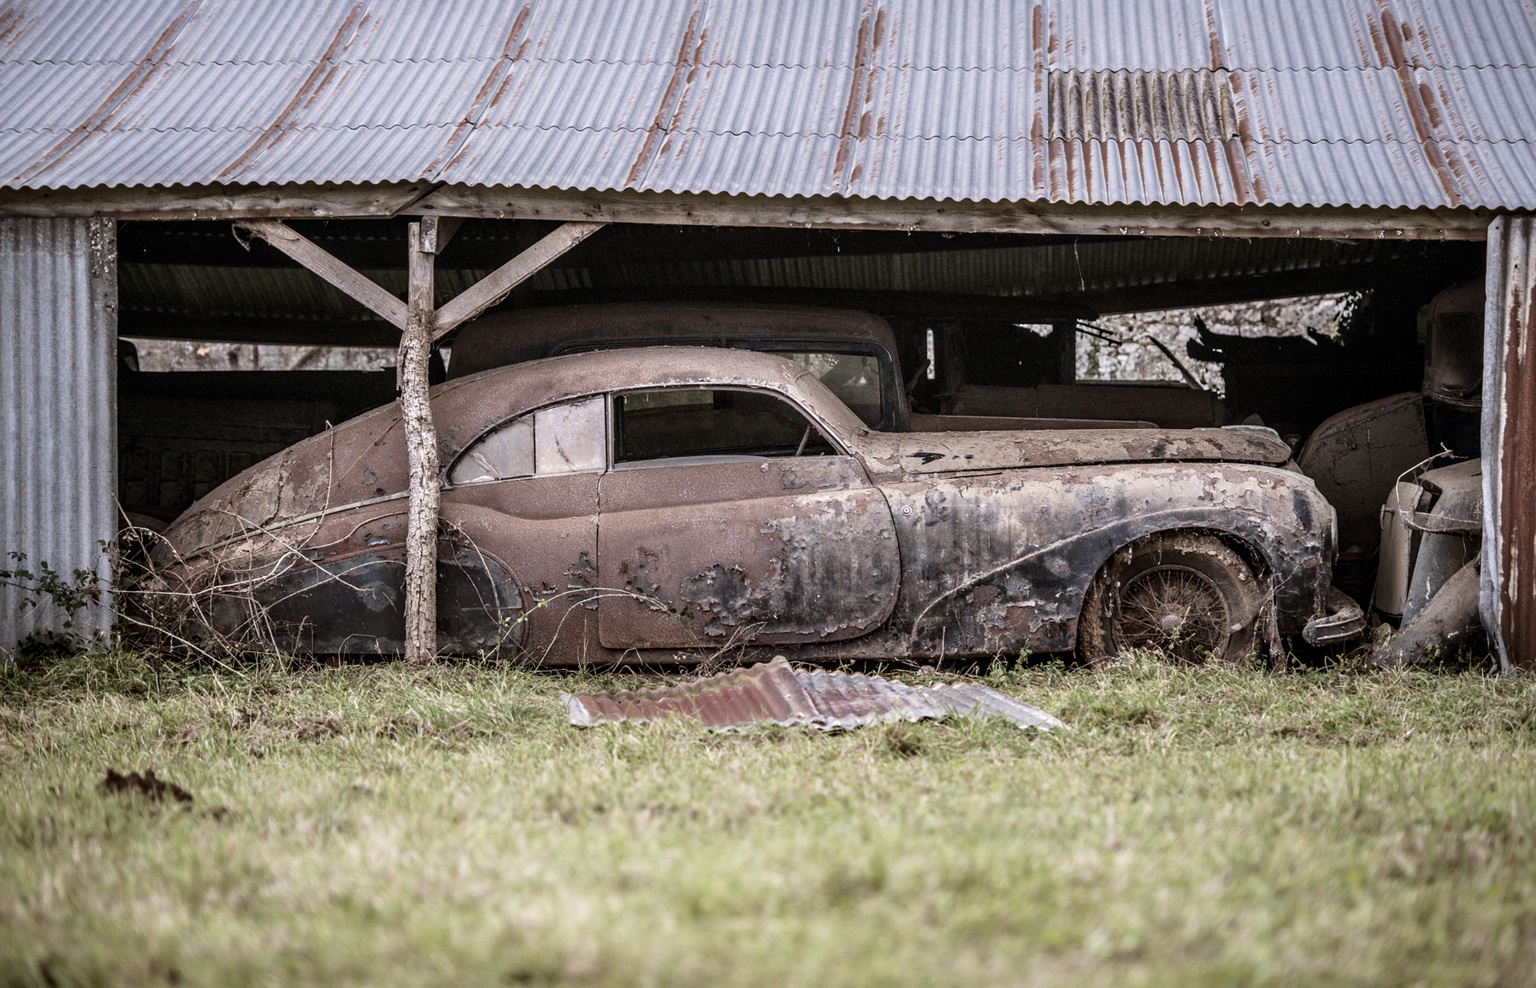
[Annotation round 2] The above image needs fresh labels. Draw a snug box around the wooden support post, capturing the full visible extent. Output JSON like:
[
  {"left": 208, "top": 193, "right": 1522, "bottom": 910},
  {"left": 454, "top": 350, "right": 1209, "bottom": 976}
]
[
  {"left": 401, "top": 222, "right": 439, "bottom": 663},
  {"left": 226, "top": 216, "right": 607, "bottom": 663}
]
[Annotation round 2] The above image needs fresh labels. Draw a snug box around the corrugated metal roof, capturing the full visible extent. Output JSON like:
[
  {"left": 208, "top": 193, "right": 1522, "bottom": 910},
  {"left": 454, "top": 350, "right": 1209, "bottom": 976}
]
[
  {"left": 563, "top": 656, "right": 1064, "bottom": 731},
  {"left": 3, "top": 0, "right": 1535, "bottom": 208},
  {"left": 598, "top": 237, "right": 1415, "bottom": 298}
]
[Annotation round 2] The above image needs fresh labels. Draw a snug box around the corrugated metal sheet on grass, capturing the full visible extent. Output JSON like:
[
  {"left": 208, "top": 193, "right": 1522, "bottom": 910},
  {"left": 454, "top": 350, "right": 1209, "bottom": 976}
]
[
  {"left": 1482, "top": 216, "right": 1536, "bottom": 674},
  {"left": 2, "top": 0, "right": 1535, "bottom": 208},
  {"left": 564, "top": 656, "right": 1063, "bottom": 731},
  {"left": 0, "top": 218, "right": 117, "bottom": 655}
]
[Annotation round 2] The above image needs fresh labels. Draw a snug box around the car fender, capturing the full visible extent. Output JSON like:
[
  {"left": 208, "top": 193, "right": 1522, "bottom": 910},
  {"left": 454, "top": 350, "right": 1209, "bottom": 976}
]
[{"left": 877, "top": 462, "right": 1333, "bottom": 656}]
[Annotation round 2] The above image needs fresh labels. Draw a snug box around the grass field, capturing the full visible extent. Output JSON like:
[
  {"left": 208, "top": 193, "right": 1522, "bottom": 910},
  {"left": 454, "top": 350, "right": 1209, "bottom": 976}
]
[{"left": 2, "top": 650, "right": 1534, "bottom": 987}]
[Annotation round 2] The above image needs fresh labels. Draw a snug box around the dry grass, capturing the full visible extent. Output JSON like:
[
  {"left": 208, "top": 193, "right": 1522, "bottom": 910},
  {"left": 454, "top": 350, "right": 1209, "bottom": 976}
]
[{"left": 1, "top": 650, "right": 1533, "bottom": 987}]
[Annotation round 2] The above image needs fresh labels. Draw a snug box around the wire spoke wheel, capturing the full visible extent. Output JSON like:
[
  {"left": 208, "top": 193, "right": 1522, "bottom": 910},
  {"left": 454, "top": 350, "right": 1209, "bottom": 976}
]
[
  {"left": 1115, "top": 565, "right": 1231, "bottom": 663},
  {"left": 1078, "top": 532, "right": 1263, "bottom": 665}
]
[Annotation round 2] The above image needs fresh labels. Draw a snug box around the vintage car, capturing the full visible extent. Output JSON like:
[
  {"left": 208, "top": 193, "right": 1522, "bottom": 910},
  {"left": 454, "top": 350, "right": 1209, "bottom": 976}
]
[{"left": 153, "top": 346, "right": 1355, "bottom": 665}]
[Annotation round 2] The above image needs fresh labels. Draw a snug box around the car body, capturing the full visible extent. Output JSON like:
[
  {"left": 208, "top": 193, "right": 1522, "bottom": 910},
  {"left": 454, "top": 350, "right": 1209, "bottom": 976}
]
[{"left": 154, "top": 347, "right": 1341, "bottom": 664}]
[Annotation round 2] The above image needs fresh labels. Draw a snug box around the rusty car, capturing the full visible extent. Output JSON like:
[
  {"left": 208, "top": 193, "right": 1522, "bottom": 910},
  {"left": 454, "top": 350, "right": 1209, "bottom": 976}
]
[{"left": 153, "top": 346, "right": 1358, "bottom": 665}]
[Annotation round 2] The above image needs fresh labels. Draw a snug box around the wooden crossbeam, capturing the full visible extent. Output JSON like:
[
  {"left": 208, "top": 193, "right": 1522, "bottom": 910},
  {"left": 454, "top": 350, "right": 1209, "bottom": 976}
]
[
  {"left": 433, "top": 221, "right": 605, "bottom": 339},
  {"left": 236, "top": 219, "right": 409, "bottom": 330}
]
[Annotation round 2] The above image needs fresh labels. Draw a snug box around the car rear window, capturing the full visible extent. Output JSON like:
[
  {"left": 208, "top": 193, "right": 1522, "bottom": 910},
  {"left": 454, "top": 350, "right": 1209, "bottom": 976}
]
[{"left": 448, "top": 397, "right": 605, "bottom": 485}]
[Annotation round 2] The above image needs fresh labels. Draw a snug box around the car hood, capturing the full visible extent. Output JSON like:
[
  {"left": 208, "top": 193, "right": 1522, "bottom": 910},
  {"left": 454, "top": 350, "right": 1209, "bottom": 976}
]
[{"left": 856, "top": 427, "right": 1293, "bottom": 476}]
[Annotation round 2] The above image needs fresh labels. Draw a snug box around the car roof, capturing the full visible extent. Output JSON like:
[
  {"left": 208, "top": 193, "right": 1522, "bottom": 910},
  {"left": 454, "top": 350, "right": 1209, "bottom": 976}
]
[
  {"left": 434, "top": 345, "right": 869, "bottom": 445},
  {"left": 447, "top": 303, "right": 900, "bottom": 380}
]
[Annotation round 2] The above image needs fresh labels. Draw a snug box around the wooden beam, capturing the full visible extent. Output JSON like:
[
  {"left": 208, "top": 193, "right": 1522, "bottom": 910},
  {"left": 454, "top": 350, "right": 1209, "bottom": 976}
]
[
  {"left": 236, "top": 219, "right": 409, "bottom": 331},
  {"left": 416, "top": 186, "right": 1497, "bottom": 241},
  {"left": 433, "top": 221, "right": 605, "bottom": 338},
  {"left": 117, "top": 313, "right": 399, "bottom": 347},
  {"left": 0, "top": 182, "right": 435, "bottom": 219},
  {"left": 0, "top": 178, "right": 1498, "bottom": 240},
  {"left": 419, "top": 215, "right": 463, "bottom": 255}
]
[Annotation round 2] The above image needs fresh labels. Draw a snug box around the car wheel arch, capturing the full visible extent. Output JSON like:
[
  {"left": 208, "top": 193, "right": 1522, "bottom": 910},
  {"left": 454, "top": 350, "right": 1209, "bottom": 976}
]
[{"left": 1075, "top": 527, "right": 1272, "bottom": 664}]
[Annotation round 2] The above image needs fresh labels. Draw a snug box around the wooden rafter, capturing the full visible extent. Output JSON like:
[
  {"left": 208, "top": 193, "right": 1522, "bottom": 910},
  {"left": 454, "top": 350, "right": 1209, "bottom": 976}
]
[
  {"left": 236, "top": 219, "right": 409, "bottom": 330},
  {"left": 433, "top": 221, "right": 605, "bottom": 338}
]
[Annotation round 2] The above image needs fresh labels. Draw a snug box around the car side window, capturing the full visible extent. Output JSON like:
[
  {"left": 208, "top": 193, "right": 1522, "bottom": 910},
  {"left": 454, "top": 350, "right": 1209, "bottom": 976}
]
[
  {"left": 614, "top": 388, "right": 835, "bottom": 465},
  {"left": 449, "top": 397, "right": 606, "bottom": 485}
]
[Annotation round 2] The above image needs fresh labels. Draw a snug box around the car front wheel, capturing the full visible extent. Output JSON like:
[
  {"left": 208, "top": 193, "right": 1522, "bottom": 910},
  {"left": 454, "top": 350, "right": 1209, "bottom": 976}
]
[{"left": 1077, "top": 532, "right": 1262, "bottom": 665}]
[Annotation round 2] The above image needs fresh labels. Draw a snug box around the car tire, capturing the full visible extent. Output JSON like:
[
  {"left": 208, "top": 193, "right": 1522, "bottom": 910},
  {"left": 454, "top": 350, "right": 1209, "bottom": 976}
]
[{"left": 1078, "top": 532, "right": 1262, "bottom": 665}]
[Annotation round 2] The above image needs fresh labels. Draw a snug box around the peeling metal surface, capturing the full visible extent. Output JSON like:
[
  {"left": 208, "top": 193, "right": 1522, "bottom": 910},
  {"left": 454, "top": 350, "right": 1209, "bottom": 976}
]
[
  {"left": 3, "top": 0, "right": 1536, "bottom": 207},
  {"left": 1483, "top": 216, "right": 1536, "bottom": 673},
  {"left": 155, "top": 345, "right": 1337, "bottom": 663},
  {"left": 1, "top": 218, "right": 117, "bottom": 654},
  {"left": 1376, "top": 557, "right": 1483, "bottom": 667},
  {"left": 597, "top": 455, "right": 901, "bottom": 648},
  {"left": 562, "top": 656, "right": 1065, "bottom": 731},
  {"left": 1048, "top": 69, "right": 1238, "bottom": 142}
]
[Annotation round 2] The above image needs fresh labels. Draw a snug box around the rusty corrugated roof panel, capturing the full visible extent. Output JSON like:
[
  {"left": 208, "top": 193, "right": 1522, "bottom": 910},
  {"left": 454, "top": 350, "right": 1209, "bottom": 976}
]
[
  {"left": 562, "top": 657, "right": 1064, "bottom": 731},
  {"left": 3, "top": 0, "right": 1536, "bottom": 209}
]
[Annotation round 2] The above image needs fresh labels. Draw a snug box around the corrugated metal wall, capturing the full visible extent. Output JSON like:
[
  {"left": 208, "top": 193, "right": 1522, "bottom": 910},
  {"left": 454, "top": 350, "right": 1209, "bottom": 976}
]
[
  {"left": 1482, "top": 216, "right": 1535, "bottom": 674},
  {"left": 0, "top": 217, "right": 117, "bottom": 656}
]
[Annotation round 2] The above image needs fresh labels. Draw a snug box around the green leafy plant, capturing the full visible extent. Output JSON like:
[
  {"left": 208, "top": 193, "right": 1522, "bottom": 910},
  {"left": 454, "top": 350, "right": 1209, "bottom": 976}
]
[{"left": 0, "top": 549, "right": 103, "bottom": 630}]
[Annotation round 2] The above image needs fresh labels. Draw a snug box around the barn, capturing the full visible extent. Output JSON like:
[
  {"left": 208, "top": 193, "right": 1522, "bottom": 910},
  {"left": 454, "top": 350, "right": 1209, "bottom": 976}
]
[{"left": 1, "top": 0, "right": 1531, "bottom": 668}]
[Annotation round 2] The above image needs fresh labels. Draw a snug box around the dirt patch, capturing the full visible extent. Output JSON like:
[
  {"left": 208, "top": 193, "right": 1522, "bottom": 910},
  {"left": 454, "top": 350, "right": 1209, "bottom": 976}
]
[
  {"left": 378, "top": 713, "right": 426, "bottom": 740},
  {"left": 226, "top": 707, "right": 260, "bottom": 731},
  {"left": 1271, "top": 725, "right": 1383, "bottom": 746},
  {"left": 377, "top": 714, "right": 478, "bottom": 742},
  {"left": 294, "top": 716, "right": 345, "bottom": 741},
  {"left": 99, "top": 768, "right": 193, "bottom": 804},
  {"left": 226, "top": 707, "right": 347, "bottom": 743}
]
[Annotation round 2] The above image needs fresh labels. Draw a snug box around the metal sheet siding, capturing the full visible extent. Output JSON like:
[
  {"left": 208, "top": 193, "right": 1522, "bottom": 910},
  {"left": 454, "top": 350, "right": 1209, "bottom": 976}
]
[
  {"left": 0, "top": 218, "right": 117, "bottom": 656},
  {"left": 2, "top": 0, "right": 1536, "bottom": 208},
  {"left": 1483, "top": 216, "right": 1536, "bottom": 673}
]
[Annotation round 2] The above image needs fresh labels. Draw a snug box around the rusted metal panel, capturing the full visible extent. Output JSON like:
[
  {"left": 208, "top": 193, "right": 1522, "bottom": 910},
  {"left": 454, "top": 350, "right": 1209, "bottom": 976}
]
[
  {"left": 1295, "top": 393, "right": 1430, "bottom": 561},
  {"left": 0, "top": 218, "right": 117, "bottom": 655},
  {"left": 562, "top": 656, "right": 1065, "bottom": 731},
  {"left": 1048, "top": 69, "right": 1239, "bottom": 143},
  {"left": 1483, "top": 215, "right": 1536, "bottom": 673},
  {"left": 597, "top": 456, "right": 900, "bottom": 648}
]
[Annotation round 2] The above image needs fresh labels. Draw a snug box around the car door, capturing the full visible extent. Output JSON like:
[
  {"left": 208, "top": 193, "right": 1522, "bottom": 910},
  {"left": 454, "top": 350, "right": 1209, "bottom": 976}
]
[
  {"left": 441, "top": 396, "right": 606, "bottom": 663},
  {"left": 597, "top": 386, "right": 900, "bottom": 649}
]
